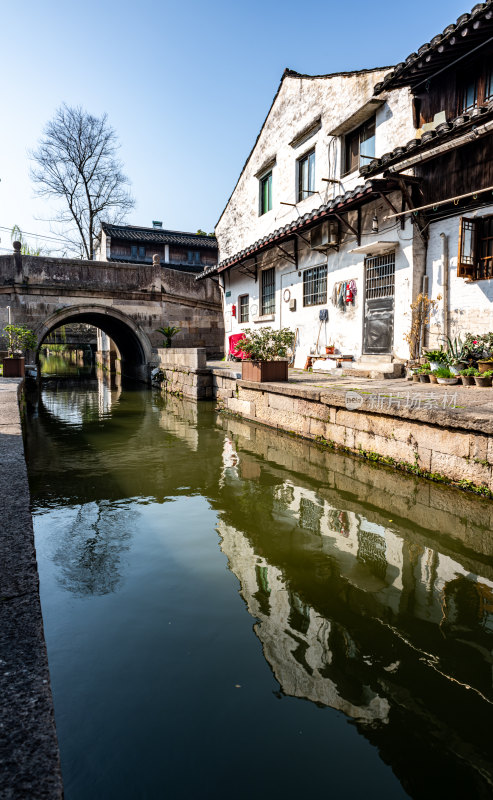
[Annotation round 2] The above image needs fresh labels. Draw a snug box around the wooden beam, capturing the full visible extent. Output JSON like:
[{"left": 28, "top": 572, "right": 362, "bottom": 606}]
[
  {"left": 397, "top": 177, "right": 427, "bottom": 242},
  {"left": 333, "top": 212, "right": 358, "bottom": 238},
  {"left": 275, "top": 243, "right": 297, "bottom": 264},
  {"left": 379, "top": 191, "right": 405, "bottom": 231}
]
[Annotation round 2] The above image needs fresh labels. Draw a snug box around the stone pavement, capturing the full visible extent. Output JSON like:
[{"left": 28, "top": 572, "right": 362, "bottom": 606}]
[{"left": 0, "top": 378, "right": 63, "bottom": 798}]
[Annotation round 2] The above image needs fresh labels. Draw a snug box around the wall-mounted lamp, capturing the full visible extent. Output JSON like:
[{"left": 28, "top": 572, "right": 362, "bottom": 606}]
[{"left": 372, "top": 214, "right": 379, "bottom": 234}]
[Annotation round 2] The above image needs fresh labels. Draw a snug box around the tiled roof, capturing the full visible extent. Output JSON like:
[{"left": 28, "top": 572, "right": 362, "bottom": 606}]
[
  {"left": 102, "top": 222, "right": 217, "bottom": 250},
  {"left": 360, "top": 101, "right": 493, "bottom": 178},
  {"left": 374, "top": 2, "right": 493, "bottom": 94},
  {"left": 196, "top": 179, "right": 395, "bottom": 280}
]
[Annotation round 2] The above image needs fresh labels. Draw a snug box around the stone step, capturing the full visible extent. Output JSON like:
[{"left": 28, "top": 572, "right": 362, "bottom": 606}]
[{"left": 345, "top": 361, "right": 405, "bottom": 379}]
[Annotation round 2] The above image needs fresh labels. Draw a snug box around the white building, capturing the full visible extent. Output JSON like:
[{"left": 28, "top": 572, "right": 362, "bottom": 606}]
[{"left": 198, "top": 67, "right": 418, "bottom": 370}]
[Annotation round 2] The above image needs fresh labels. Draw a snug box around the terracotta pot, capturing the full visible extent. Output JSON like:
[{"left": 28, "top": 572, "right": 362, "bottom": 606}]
[
  {"left": 2, "top": 357, "right": 25, "bottom": 378},
  {"left": 477, "top": 360, "right": 493, "bottom": 374},
  {"left": 429, "top": 374, "right": 438, "bottom": 384},
  {"left": 241, "top": 360, "right": 289, "bottom": 383},
  {"left": 460, "top": 375, "right": 475, "bottom": 386},
  {"left": 412, "top": 374, "right": 420, "bottom": 382},
  {"left": 474, "top": 375, "right": 492, "bottom": 387},
  {"left": 419, "top": 373, "right": 430, "bottom": 382},
  {"left": 325, "top": 346, "right": 335, "bottom": 354}
]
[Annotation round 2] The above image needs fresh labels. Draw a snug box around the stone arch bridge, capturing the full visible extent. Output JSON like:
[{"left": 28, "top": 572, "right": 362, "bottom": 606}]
[{"left": 0, "top": 247, "right": 223, "bottom": 381}]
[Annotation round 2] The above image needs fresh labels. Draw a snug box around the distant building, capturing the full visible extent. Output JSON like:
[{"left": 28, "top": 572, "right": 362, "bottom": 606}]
[{"left": 97, "top": 221, "right": 218, "bottom": 274}]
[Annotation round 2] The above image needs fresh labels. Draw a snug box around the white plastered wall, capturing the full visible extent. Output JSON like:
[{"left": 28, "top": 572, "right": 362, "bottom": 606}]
[{"left": 426, "top": 204, "right": 493, "bottom": 346}]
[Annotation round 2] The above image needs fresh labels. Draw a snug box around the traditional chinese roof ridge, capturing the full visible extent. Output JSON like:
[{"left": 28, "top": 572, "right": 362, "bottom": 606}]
[
  {"left": 360, "top": 99, "right": 493, "bottom": 178},
  {"left": 374, "top": 2, "right": 493, "bottom": 94},
  {"left": 101, "top": 222, "right": 217, "bottom": 249},
  {"left": 215, "top": 65, "right": 392, "bottom": 230},
  {"left": 197, "top": 179, "right": 393, "bottom": 280}
]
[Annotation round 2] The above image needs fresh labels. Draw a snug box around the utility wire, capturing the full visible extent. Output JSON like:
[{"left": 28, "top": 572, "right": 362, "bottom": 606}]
[{"left": 0, "top": 225, "right": 75, "bottom": 245}]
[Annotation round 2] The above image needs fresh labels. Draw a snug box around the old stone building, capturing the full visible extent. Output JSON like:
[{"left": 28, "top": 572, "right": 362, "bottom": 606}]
[
  {"left": 98, "top": 221, "right": 218, "bottom": 274},
  {"left": 198, "top": 67, "right": 416, "bottom": 370},
  {"left": 363, "top": 1, "right": 493, "bottom": 344}
]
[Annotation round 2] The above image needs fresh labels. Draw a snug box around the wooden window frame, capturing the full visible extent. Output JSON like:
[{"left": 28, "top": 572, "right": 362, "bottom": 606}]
[
  {"left": 457, "top": 215, "right": 493, "bottom": 281},
  {"left": 459, "top": 58, "right": 493, "bottom": 114},
  {"left": 238, "top": 293, "right": 249, "bottom": 323},
  {"left": 344, "top": 116, "right": 376, "bottom": 176},
  {"left": 261, "top": 267, "right": 276, "bottom": 316},
  {"left": 259, "top": 171, "right": 272, "bottom": 216},
  {"left": 297, "top": 149, "right": 315, "bottom": 202}
]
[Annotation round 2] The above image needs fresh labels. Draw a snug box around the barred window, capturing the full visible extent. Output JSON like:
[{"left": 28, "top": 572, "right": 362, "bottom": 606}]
[
  {"left": 261, "top": 268, "right": 275, "bottom": 315},
  {"left": 239, "top": 294, "right": 249, "bottom": 323},
  {"left": 303, "top": 265, "right": 327, "bottom": 306},
  {"left": 364, "top": 253, "right": 395, "bottom": 299}
]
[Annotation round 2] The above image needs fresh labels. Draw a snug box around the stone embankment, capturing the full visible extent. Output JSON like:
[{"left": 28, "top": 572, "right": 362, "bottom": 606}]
[
  {"left": 0, "top": 379, "right": 63, "bottom": 799},
  {"left": 156, "top": 350, "right": 493, "bottom": 495}
]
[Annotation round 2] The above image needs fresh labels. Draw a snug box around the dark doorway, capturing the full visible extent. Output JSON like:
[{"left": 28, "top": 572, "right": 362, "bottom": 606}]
[{"left": 363, "top": 252, "right": 395, "bottom": 355}]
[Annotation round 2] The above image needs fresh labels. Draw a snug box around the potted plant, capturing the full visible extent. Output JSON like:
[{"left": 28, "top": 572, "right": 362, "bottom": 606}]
[
  {"left": 441, "top": 335, "right": 467, "bottom": 374},
  {"left": 424, "top": 348, "right": 448, "bottom": 371},
  {"left": 234, "top": 327, "right": 294, "bottom": 382},
  {"left": 433, "top": 366, "right": 459, "bottom": 385},
  {"left": 474, "top": 369, "right": 493, "bottom": 387},
  {"left": 156, "top": 325, "right": 181, "bottom": 348},
  {"left": 459, "top": 366, "right": 478, "bottom": 386},
  {"left": 2, "top": 324, "right": 37, "bottom": 378},
  {"left": 419, "top": 363, "right": 431, "bottom": 382}
]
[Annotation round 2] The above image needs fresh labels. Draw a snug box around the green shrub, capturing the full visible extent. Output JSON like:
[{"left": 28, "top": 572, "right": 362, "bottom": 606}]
[
  {"left": 460, "top": 367, "right": 479, "bottom": 376},
  {"left": 433, "top": 366, "right": 454, "bottom": 378}
]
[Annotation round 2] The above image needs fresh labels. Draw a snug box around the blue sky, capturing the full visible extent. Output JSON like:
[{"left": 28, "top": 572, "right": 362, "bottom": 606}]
[{"left": 1, "top": 0, "right": 469, "bottom": 253}]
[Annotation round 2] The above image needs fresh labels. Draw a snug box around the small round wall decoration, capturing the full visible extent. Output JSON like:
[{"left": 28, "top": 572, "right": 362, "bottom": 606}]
[
  {"left": 250, "top": 304, "right": 258, "bottom": 316},
  {"left": 283, "top": 288, "right": 291, "bottom": 302}
]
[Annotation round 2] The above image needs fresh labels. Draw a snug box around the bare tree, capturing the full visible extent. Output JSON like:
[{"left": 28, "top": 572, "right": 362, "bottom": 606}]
[{"left": 30, "top": 104, "right": 135, "bottom": 259}]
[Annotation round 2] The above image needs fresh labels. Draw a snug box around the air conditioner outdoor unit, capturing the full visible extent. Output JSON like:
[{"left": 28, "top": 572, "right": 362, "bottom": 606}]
[{"left": 311, "top": 221, "right": 339, "bottom": 251}]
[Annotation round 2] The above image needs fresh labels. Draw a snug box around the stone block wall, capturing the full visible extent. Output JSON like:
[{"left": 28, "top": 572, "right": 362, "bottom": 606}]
[{"left": 215, "top": 378, "right": 493, "bottom": 493}]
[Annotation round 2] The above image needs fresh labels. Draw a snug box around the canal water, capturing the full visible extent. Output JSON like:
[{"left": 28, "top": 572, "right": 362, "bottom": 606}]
[{"left": 24, "top": 375, "right": 493, "bottom": 799}]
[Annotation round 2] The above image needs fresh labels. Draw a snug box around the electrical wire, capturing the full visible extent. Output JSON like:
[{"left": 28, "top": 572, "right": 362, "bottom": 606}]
[{"left": 0, "top": 225, "right": 74, "bottom": 245}]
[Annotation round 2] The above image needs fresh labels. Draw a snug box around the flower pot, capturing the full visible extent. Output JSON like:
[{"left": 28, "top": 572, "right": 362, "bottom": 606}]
[
  {"left": 412, "top": 374, "right": 420, "bottom": 382},
  {"left": 449, "top": 361, "right": 468, "bottom": 375},
  {"left": 241, "top": 360, "right": 289, "bottom": 383},
  {"left": 419, "top": 373, "right": 430, "bottom": 382},
  {"left": 460, "top": 375, "right": 475, "bottom": 386},
  {"left": 429, "top": 374, "right": 438, "bottom": 384},
  {"left": 429, "top": 361, "right": 442, "bottom": 371},
  {"left": 436, "top": 377, "right": 459, "bottom": 385},
  {"left": 477, "top": 360, "right": 493, "bottom": 374},
  {"left": 325, "top": 346, "right": 335, "bottom": 354},
  {"left": 474, "top": 375, "right": 493, "bottom": 387},
  {"left": 2, "top": 357, "right": 25, "bottom": 378}
]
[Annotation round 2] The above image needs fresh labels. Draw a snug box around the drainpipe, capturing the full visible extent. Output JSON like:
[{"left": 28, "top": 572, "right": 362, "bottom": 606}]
[{"left": 440, "top": 233, "right": 449, "bottom": 342}]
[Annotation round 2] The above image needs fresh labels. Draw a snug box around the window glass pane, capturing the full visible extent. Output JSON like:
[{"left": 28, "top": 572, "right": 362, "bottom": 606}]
[
  {"left": 308, "top": 151, "right": 315, "bottom": 193},
  {"left": 260, "top": 172, "right": 272, "bottom": 215},
  {"left": 485, "top": 68, "right": 493, "bottom": 101},
  {"left": 239, "top": 294, "right": 249, "bottom": 323},
  {"left": 360, "top": 119, "right": 375, "bottom": 163},
  {"left": 464, "top": 79, "right": 477, "bottom": 111},
  {"left": 261, "top": 268, "right": 275, "bottom": 315}
]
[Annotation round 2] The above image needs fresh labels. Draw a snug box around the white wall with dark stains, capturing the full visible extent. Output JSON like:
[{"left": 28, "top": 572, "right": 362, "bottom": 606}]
[
  {"left": 222, "top": 192, "right": 414, "bottom": 364},
  {"left": 426, "top": 206, "right": 493, "bottom": 346},
  {"left": 216, "top": 69, "right": 414, "bottom": 259},
  {"left": 216, "top": 68, "right": 415, "bottom": 362}
]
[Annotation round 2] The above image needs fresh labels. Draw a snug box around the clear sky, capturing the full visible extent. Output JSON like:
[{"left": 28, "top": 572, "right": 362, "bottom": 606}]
[{"left": 1, "top": 0, "right": 469, "bottom": 254}]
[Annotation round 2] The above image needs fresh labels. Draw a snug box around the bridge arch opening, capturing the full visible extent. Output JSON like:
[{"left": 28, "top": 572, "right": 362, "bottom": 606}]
[{"left": 36, "top": 305, "right": 152, "bottom": 382}]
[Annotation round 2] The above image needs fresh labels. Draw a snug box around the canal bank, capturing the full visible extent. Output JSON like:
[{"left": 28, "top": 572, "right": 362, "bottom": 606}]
[
  {"left": 0, "top": 379, "right": 63, "bottom": 799},
  {"left": 155, "top": 349, "right": 493, "bottom": 496}
]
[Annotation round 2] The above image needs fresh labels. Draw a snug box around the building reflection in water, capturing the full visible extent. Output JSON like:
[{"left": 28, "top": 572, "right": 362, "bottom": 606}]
[{"left": 216, "top": 416, "right": 493, "bottom": 795}]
